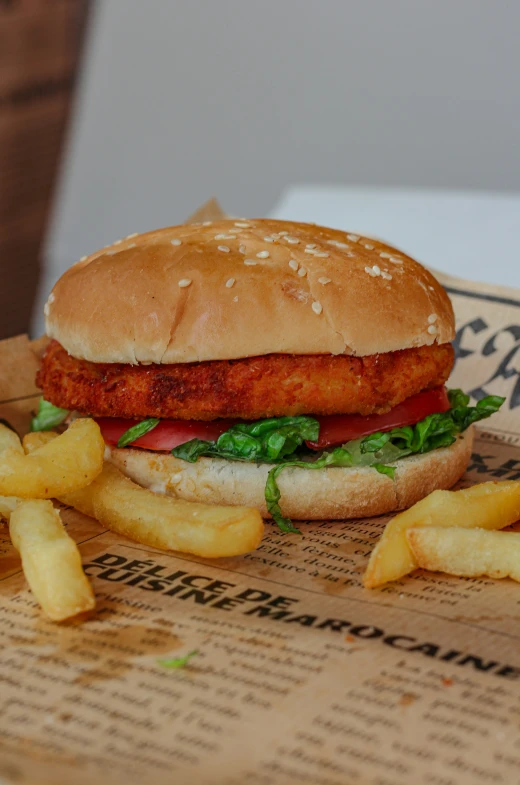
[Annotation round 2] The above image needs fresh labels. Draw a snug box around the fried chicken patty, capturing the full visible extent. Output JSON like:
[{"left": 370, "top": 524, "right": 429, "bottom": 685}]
[{"left": 37, "top": 340, "right": 454, "bottom": 421}]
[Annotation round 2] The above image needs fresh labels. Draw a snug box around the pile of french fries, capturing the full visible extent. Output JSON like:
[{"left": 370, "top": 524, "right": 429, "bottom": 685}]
[
  {"left": 0, "top": 421, "right": 263, "bottom": 622},
  {"left": 363, "top": 481, "right": 520, "bottom": 588}
]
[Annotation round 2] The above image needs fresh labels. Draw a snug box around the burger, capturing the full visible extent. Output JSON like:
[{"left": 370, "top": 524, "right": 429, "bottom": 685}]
[{"left": 36, "top": 219, "right": 503, "bottom": 532}]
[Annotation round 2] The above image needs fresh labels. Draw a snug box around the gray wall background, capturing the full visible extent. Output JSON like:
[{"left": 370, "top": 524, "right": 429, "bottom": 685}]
[{"left": 38, "top": 0, "right": 520, "bottom": 331}]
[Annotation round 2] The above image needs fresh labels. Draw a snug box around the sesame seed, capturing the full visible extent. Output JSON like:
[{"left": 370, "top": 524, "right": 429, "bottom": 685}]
[
  {"left": 126, "top": 232, "right": 138, "bottom": 239},
  {"left": 285, "top": 236, "right": 300, "bottom": 244},
  {"left": 233, "top": 295, "right": 239, "bottom": 302},
  {"left": 256, "top": 250, "right": 270, "bottom": 259},
  {"left": 429, "top": 285, "right": 435, "bottom": 291},
  {"left": 244, "top": 259, "right": 257, "bottom": 265},
  {"left": 226, "top": 278, "right": 235, "bottom": 288},
  {"left": 379, "top": 252, "right": 392, "bottom": 258},
  {"left": 80, "top": 255, "right": 87, "bottom": 262},
  {"left": 327, "top": 240, "right": 350, "bottom": 250},
  {"left": 428, "top": 313, "right": 438, "bottom": 324},
  {"left": 318, "top": 276, "right": 331, "bottom": 285},
  {"left": 315, "top": 252, "right": 329, "bottom": 258},
  {"left": 48, "top": 293, "right": 55, "bottom": 304},
  {"left": 178, "top": 279, "right": 192, "bottom": 288},
  {"left": 389, "top": 256, "right": 403, "bottom": 265},
  {"left": 239, "top": 245, "right": 246, "bottom": 254},
  {"left": 347, "top": 234, "right": 360, "bottom": 242},
  {"left": 215, "top": 234, "right": 236, "bottom": 240},
  {"left": 372, "top": 265, "right": 381, "bottom": 275},
  {"left": 297, "top": 267, "right": 307, "bottom": 277},
  {"left": 44, "top": 303, "right": 50, "bottom": 316},
  {"left": 304, "top": 248, "right": 317, "bottom": 254},
  {"left": 234, "top": 222, "right": 250, "bottom": 228},
  {"left": 381, "top": 271, "right": 393, "bottom": 280},
  {"left": 364, "top": 244, "right": 374, "bottom": 250},
  {"left": 202, "top": 221, "right": 213, "bottom": 226},
  {"left": 278, "top": 231, "right": 289, "bottom": 236},
  {"left": 113, "top": 239, "right": 122, "bottom": 245},
  {"left": 264, "top": 236, "right": 275, "bottom": 243},
  {"left": 218, "top": 245, "right": 230, "bottom": 253},
  {"left": 289, "top": 259, "right": 299, "bottom": 271},
  {"left": 365, "top": 266, "right": 376, "bottom": 277},
  {"left": 428, "top": 324, "right": 438, "bottom": 335},
  {"left": 170, "top": 238, "right": 182, "bottom": 246},
  {"left": 306, "top": 243, "right": 316, "bottom": 249},
  {"left": 312, "top": 301, "right": 323, "bottom": 315}
]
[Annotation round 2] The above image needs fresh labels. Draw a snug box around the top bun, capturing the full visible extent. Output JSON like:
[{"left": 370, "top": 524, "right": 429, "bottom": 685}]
[{"left": 45, "top": 219, "right": 454, "bottom": 364}]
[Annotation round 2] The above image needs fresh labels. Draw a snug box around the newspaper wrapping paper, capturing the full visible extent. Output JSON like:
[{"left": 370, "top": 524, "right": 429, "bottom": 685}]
[{"left": 1, "top": 203, "right": 520, "bottom": 784}]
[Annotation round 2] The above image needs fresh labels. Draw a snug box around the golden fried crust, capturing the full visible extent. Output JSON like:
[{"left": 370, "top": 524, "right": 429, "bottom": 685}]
[{"left": 37, "top": 340, "right": 454, "bottom": 421}]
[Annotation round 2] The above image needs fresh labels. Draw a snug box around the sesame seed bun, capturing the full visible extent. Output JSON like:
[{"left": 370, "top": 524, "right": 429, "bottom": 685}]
[
  {"left": 45, "top": 219, "right": 454, "bottom": 364},
  {"left": 107, "top": 428, "right": 473, "bottom": 521}
]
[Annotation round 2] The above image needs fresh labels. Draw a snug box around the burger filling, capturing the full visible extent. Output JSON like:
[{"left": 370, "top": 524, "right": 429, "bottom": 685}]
[
  {"left": 36, "top": 340, "right": 504, "bottom": 532},
  {"left": 37, "top": 340, "right": 454, "bottom": 421}
]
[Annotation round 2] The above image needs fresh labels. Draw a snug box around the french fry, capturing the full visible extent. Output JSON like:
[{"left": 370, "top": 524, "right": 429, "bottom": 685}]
[
  {"left": 0, "top": 419, "right": 32, "bottom": 520},
  {"left": 0, "top": 423, "right": 23, "bottom": 454},
  {"left": 26, "top": 427, "right": 264, "bottom": 557},
  {"left": 9, "top": 499, "right": 95, "bottom": 621},
  {"left": 59, "top": 478, "right": 95, "bottom": 519},
  {"left": 0, "top": 418, "right": 104, "bottom": 498},
  {"left": 407, "top": 527, "right": 520, "bottom": 583},
  {"left": 61, "top": 462, "right": 264, "bottom": 558},
  {"left": 363, "top": 481, "right": 520, "bottom": 588},
  {"left": 0, "top": 496, "right": 19, "bottom": 520},
  {"left": 22, "top": 431, "right": 58, "bottom": 453}
]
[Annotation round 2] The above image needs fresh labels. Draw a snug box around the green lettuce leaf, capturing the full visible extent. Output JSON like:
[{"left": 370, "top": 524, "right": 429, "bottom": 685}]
[
  {"left": 30, "top": 398, "right": 69, "bottom": 432},
  {"left": 172, "top": 390, "right": 505, "bottom": 533},
  {"left": 373, "top": 463, "right": 396, "bottom": 479},
  {"left": 173, "top": 416, "right": 319, "bottom": 464},
  {"left": 265, "top": 448, "right": 356, "bottom": 534},
  {"left": 157, "top": 649, "right": 198, "bottom": 669},
  {"left": 357, "top": 390, "right": 505, "bottom": 462},
  {"left": 117, "top": 418, "right": 160, "bottom": 448}
]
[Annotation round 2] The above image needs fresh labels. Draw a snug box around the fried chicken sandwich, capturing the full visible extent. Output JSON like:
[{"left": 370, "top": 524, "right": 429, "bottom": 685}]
[{"left": 36, "top": 219, "right": 503, "bottom": 531}]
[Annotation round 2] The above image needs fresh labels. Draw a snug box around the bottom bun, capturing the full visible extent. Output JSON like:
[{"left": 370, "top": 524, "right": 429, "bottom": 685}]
[{"left": 108, "top": 427, "right": 473, "bottom": 521}]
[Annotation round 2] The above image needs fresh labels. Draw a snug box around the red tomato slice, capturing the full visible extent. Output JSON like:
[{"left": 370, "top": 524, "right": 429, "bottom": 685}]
[
  {"left": 306, "top": 386, "right": 450, "bottom": 450},
  {"left": 96, "top": 417, "right": 238, "bottom": 451},
  {"left": 96, "top": 386, "right": 450, "bottom": 453}
]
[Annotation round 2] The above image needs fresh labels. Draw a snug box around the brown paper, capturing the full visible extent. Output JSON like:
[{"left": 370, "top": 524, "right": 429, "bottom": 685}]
[{"left": 1, "top": 206, "right": 520, "bottom": 785}]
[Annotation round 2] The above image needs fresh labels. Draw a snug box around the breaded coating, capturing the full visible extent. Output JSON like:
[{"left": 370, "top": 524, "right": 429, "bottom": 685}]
[{"left": 37, "top": 340, "right": 454, "bottom": 421}]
